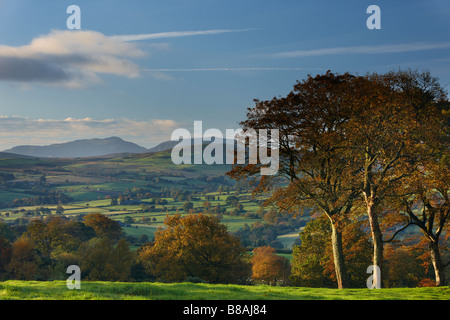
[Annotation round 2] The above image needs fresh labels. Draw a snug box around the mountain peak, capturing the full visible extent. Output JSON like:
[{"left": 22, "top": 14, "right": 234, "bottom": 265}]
[{"left": 104, "top": 136, "right": 124, "bottom": 141}]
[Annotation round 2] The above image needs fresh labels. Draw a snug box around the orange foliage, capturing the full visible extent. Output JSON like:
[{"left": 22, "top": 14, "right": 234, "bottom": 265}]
[
  {"left": 138, "top": 214, "right": 251, "bottom": 284},
  {"left": 251, "top": 246, "right": 290, "bottom": 285}
]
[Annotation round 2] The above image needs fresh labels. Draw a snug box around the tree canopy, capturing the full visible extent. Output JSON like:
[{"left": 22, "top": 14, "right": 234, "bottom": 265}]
[
  {"left": 228, "top": 69, "right": 449, "bottom": 287},
  {"left": 138, "top": 213, "right": 251, "bottom": 284}
]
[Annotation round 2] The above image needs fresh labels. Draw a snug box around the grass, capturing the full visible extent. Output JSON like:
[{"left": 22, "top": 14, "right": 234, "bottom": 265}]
[
  {"left": 0, "top": 191, "right": 35, "bottom": 204},
  {"left": 0, "top": 281, "right": 448, "bottom": 300},
  {"left": 277, "top": 232, "right": 302, "bottom": 249},
  {"left": 0, "top": 158, "right": 41, "bottom": 168},
  {"left": 122, "top": 225, "right": 156, "bottom": 239}
]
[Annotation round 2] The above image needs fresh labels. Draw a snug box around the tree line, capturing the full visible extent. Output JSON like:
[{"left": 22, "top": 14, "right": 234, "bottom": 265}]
[
  {"left": 0, "top": 213, "right": 288, "bottom": 285},
  {"left": 227, "top": 69, "right": 449, "bottom": 287},
  {"left": 0, "top": 209, "right": 445, "bottom": 287}
]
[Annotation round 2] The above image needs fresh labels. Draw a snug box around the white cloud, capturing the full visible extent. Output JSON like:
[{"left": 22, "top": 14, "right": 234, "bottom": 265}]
[
  {"left": 0, "top": 116, "right": 181, "bottom": 150},
  {"left": 268, "top": 42, "right": 450, "bottom": 58},
  {"left": 0, "top": 30, "right": 145, "bottom": 87}
]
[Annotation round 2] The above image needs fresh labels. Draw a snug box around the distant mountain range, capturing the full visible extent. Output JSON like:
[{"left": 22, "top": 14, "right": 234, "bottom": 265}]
[
  {"left": 1, "top": 136, "right": 233, "bottom": 159},
  {"left": 3, "top": 137, "right": 149, "bottom": 158}
]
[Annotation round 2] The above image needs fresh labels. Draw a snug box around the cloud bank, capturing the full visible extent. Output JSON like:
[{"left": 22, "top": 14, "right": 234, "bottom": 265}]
[{"left": 0, "top": 30, "right": 146, "bottom": 87}]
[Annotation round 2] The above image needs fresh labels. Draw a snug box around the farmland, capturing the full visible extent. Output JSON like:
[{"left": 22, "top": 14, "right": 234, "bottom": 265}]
[{"left": 0, "top": 150, "right": 303, "bottom": 250}]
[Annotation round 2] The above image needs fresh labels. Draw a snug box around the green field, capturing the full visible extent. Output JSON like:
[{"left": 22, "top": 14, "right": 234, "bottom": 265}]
[
  {"left": 0, "top": 281, "right": 448, "bottom": 300},
  {"left": 0, "top": 188, "right": 283, "bottom": 247}
]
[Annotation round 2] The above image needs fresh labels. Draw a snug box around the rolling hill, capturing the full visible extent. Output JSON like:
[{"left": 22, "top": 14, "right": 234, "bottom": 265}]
[{"left": 3, "top": 137, "right": 148, "bottom": 158}]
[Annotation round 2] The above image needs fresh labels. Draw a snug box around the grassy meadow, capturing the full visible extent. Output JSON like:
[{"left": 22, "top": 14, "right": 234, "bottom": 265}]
[{"left": 1, "top": 281, "right": 448, "bottom": 300}]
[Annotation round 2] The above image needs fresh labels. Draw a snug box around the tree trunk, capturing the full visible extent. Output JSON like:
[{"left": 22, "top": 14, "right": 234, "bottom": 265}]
[
  {"left": 429, "top": 240, "right": 446, "bottom": 286},
  {"left": 330, "top": 220, "right": 350, "bottom": 289},
  {"left": 366, "top": 200, "right": 384, "bottom": 288}
]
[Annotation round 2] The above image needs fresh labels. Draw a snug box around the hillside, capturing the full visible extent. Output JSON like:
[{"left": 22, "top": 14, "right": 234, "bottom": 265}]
[
  {"left": 0, "top": 152, "right": 36, "bottom": 159},
  {"left": 3, "top": 137, "right": 148, "bottom": 158},
  {"left": 0, "top": 147, "right": 234, "bottom": 205},
  {"left": 0, "top": 147, "right": 300, "bottom": 250}
]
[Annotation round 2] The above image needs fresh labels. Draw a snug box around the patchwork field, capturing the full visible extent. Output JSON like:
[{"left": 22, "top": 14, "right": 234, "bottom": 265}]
[{"left": 0, "top": 192, "right": 276, "bottom": 240}]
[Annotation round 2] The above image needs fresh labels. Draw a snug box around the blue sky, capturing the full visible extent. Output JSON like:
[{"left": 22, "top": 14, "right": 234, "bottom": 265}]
[{"left": 0, "top": 0, "right": 449, "bottom": 150}]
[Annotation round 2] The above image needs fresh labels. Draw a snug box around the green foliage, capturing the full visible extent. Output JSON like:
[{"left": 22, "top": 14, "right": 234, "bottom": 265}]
[
  {"left": 290, "top": 216, "right": 372, "bottom": 288},
  {"left": 76, "top": 238, "right": 134, "bottom": 281},
  {"left": 0, "top": 222, "right": 16, "bottom": 242},
  {"left": 291, "top": 217, "right": 333, "bottom": 288},
  {"left": 182, "top": 201, "right": 193, "bottom": 213}
]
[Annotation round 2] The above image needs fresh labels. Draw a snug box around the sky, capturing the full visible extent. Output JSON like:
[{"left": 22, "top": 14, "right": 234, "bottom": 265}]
[{"left": 0, "top": 0, "right": 449, "bottom": 150}]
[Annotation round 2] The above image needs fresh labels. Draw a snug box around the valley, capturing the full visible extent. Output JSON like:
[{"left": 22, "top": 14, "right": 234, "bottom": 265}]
[{"left": 0, "top": 146, "right": 304, "bottom": 252}]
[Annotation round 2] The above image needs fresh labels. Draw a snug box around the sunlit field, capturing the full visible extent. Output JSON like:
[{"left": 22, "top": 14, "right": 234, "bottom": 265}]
[{"left": 0, "top": 281, "right": 448, "bottom": 300}]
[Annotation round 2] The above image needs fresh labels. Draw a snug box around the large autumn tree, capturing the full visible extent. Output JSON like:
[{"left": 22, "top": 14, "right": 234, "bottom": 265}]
[
  {"left": 138, "top": 213, "right": 251, "bottom": 284},
  {"left": 228, "top": 72, "right": 363, "bottom": 288}
]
